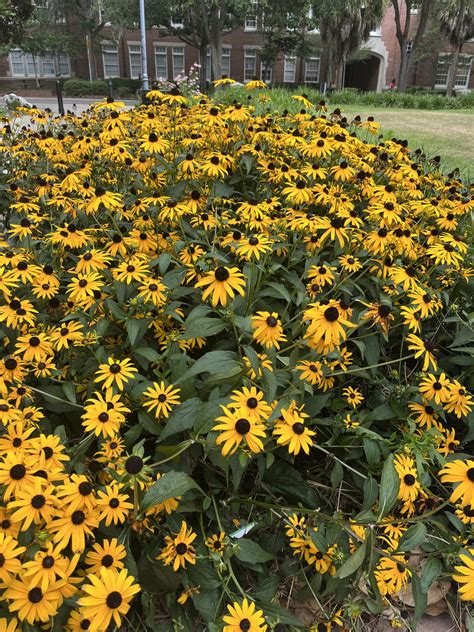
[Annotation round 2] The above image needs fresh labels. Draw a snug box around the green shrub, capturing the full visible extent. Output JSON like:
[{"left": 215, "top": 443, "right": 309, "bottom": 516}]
[{"left": 62, "top": 79, "right": 108, "bottom": 97}]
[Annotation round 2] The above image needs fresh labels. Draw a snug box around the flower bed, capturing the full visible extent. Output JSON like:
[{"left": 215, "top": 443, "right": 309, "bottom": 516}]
[{"left": 0, "top": 89, "right": 472, "bottom": 631}]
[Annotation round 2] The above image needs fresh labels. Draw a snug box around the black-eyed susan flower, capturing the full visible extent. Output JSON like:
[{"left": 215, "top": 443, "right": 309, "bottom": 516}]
[
  {"left": 394, "top": 454, "right": 421, "bottom": 503},
  {"left": 142, "top": 381, "right": 181, "bottom": 419},
  {"left": 78, "top": 567, "right": 140, "bottom": 630},
  {"left": 4, "top": 576, "right": 63, "bottom": 624},
  {"left": 236, "top": 234, "right": 272, "bottom": 261},
  {"left": 251, "top": 311, "right": 286, "bottom": 350},
  {"left": 195, "top": 266, "right": 245, "bottom": 307},
  {"left": 408, "top": 400, "right": 440, "bottom": 429},
  {"left": 0, "top": 533, "right": 25, "bottom": 584},
  {"left": 8, "top": 481, "right": 56, "bottom": 530},
  {"left": 85, "top": 538, "right": 126, "bottom": 574},
  {"left": 444, "top": 380, "right": 473, "bottom": 418},
  {"left": 419, "top": 373, "right": 451, "bottom": 404},
  {"left": 296, "top": 359, "right": 323, "bottom": 386},
  {"left": 206, "top": 532, "right": 227, "bottom": 555},
  {"left": 222, "top": 598, "right": 266, "bottom": 632},
  {"left": 14, "top": 333, "right": 53, "bottom": 362},
  {"left": 22, "top": 542, "right": 78, "bottom": 592},
  {"left": 213, "top": 406, "right": 266, "bottom": 456},
  {"left": 375, "top": 554, "right": 411, "bottom": 595},
  {"left": 452, "top": 549, "right": 474, "bottom": 601},
  {"left": 342, "top": 386, "right": 364, "bottom": 408},
  {"left": 439, "top": 460, "right": 474, "bottom": 506},
  {"left": 96, "top": 484, "right": 133, "bottom": 526},
  {"left": 304, "top": 301, "right": 355, "bottom": 353},
  {"left": 406, "top": 334, "right": 438, "bottom": 371},
  {"left": 94, "top": 357, "right": 138, "bottom": 391},
  {"left": 228, "top": 386, "right": 271, "bottom": 421},
  {"left": 273, "top": 404, "right": 315, "bottom": 455},
  {"left": 158, "top": 521, "right": 197, "bottom": 571},
  {"left": 49, "top": 506, "right": 99, "bottom": 553},
  {"left": 0, "top": 454, "right": 36, "bottom": 500}
]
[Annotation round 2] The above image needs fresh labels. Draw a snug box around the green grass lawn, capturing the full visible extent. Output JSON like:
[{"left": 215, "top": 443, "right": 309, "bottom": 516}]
[{"left": 332, "top": 104, "right": 473, "bottom": 177}]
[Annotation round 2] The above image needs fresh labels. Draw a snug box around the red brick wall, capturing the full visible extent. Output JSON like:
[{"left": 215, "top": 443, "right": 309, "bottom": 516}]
[{"left": 1, "top": 6, "right": 473, "bottom": 92}]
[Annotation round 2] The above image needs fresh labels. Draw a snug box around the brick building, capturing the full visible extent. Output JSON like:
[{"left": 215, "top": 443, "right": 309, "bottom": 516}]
[{"left": 1, "top": 3, "right": 473, "bottom": 93}]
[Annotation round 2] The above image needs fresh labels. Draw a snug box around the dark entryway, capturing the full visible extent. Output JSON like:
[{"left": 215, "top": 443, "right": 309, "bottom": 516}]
[{"left": 344, "top": 55, "right": 380, "bottom": 92}]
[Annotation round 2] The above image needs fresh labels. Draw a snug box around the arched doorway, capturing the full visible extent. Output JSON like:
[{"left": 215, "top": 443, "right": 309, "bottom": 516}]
[{"left": 344, "top": 54, "right": 381, "bottom": 92}]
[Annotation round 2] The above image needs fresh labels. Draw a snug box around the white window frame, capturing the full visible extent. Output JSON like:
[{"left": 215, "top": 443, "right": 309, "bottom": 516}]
[
  {"left": 260, "top": 62, "right": 272, "bottom": 83},
  {"left": 244, "top": 48, "right": 257, "bottom": 81},
  {"left": 128, "top": 42, "right": 142, "bottom": 80},
  {"left": 283, "top": 55, "right": 296, "bottom": 83},
  {"left": 245, "top": 0, "right": 258, "bottom": 31},
  {"left": 9, "top": 48, "right": 70, "bottom": 78},
  {"left": 435, "top": 53, "right": 472, "bottom": 88},
  {"left": 206, "top": 45, "right": 231, "bottom": 82},
  {"left": 304, "top": 56, "right": 320, "bottom": 84},
  {"left": 102, "top": 42, "right": 120, "bottom": 78},
  {"left": 154, "top": 45, "right": 168, "bottom": 80},
  {"left": 171, "top": 45, "right": 185, "bottom": 79}
]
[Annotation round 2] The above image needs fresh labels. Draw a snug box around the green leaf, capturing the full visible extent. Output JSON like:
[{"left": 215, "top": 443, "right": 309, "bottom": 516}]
[
  {"left": 335, "top": 539, "right": 367, "bottom": 578},
  {"left": 411, "top": 573, "right": 428, "bottom": 627},
  {"left": 420, "top": 557, "right": 442, "bottom": 592},
  {"left": 134, "top": 347, "right": 161, "bottom": 363},
  {"left": 62, "top": 382, "right": 76, "bottom": 404},
  {"left": 258, "top": 603, "right": 303, "bottom": 627},
  {"left": 260, "top": 282, "right": 292, "bottom": 303},
  {"left": 378, "top": 454, "right": 400, "bottom": 517},
  {"left": 180, "top": 305, "right": 225, "bottom": 339},
  {"left": 141, "top": 472, "right": 202, "bottom": 512},
  {"left": 126, "top": 318, "right": 150, "bottom": 346},
  {"left": 362, "top": 477, "right": 379, "bottom": 511},
  {"left": 398, "top": 523, "right": 427, "bottom": 552},
  {"left": 234, "top": 538, "right": 274, "bottom": 563},
  {"left": 160, "top": 399, "right": 201, "bottom": 440},
  {"left": 177, "top": 351, "right": 241, "bottom": 384}
]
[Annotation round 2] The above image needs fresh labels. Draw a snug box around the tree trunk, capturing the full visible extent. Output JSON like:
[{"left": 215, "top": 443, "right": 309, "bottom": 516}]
[
  {"left": 398, "top": 46, "right": 409, "bottom": 92},
  {"left": 209, "top": 38, "right": 222, "bottom": 82},
  {"left": 198, "top": 42, "right": 208, "bottom": 92},
  {"left": 335, "top": 60, "right": 344, "bottom": 90},
  {"left": 32, "top": 56, "right": 40, "bottom": 88},
  {"left": 446, "top": 43, "right": 461, "bottom": 97}
]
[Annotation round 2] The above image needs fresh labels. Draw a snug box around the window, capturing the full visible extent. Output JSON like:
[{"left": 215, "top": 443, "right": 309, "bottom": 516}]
[
  {"left": 435, "top": 53, "right": 472, "bottom": 88},
  {"left": 42, "top": 53, "right": 55, "bottom": 76},
  {"left": 305, "top": 57, "right": 320, "bottom": 83},
  {"left": 260, "top": 62, "right": 272, "bottom": 83},
  {"left": 128, "top": 44, "right": 142, "bottom": 79},
  {"left": 172, "top": 46, "right": 185, "bottom": 78},
  {"left": 222, "top": 46, "right": 231, "bottom": 77},
  {"left": 284, "top": 55, "right": 296, "bottom": 83},
  {"left": 245, "top": 0, "right": 258, "bottom": 30},
  {"left": 154, "top": 45, "right": 168, "bottom": 80},
  {"left": 244, "top": 48, "right": 257, "bottom": 81},
  {"left": 206, "top": 46, "right": 231, "bottom": 82},
  {"left": 8, "top": 48, "right": 70, "bottom": 77},
  {"left": 102, "top": 43, "right": 120, "bottom": 78}
]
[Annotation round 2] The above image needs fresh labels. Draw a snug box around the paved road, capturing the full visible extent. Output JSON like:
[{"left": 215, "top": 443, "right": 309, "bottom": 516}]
[{"left": 2, "top": 96, "right": 138, "bottom": 116}]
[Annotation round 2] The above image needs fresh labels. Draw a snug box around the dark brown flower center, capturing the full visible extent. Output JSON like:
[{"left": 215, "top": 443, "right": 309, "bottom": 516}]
[
  {"left": 106, "top": 591, "right": 123, "bottom": 609},
  {"left": 235, "top": 418, "right": 251, "bottom": 435}
]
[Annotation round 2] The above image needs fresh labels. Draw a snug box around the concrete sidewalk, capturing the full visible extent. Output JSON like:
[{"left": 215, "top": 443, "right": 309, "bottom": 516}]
[{"left": 2, "top": 96, "right": 137, "bottom": 116}]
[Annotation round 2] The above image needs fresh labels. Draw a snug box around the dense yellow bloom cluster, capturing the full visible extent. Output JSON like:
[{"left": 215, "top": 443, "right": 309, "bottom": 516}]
[{"left": 0, "top": 87, "right": 472, "bottom": 628}]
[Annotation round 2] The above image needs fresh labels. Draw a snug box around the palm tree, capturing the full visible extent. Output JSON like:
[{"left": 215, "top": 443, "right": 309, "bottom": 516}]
[
  {"left": 317, "top": 0, "right": 387, "bottom": 90},
  {"left": 439, "top": 0, "right": 474, "bottom": 96}
]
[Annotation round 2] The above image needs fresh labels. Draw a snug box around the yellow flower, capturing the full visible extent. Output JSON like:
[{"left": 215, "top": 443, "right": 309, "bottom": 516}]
[
  {"left": 195, "top": 266, "right": 246, "bottom": 307},
  {"left": 158, "top": 521, "right": 197, "bottom": 571},
  {"left": 78, "top": 567, "right": 140, "bottom": 631},
  {"left": 142, "top": 381, "right": 181, "bottom": 419},
  {"left": 94, "top": 358, "right": 138, "bottom": 391},
  {"left": 222, "top": 598, "right": 267, "bottom": 631}
]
